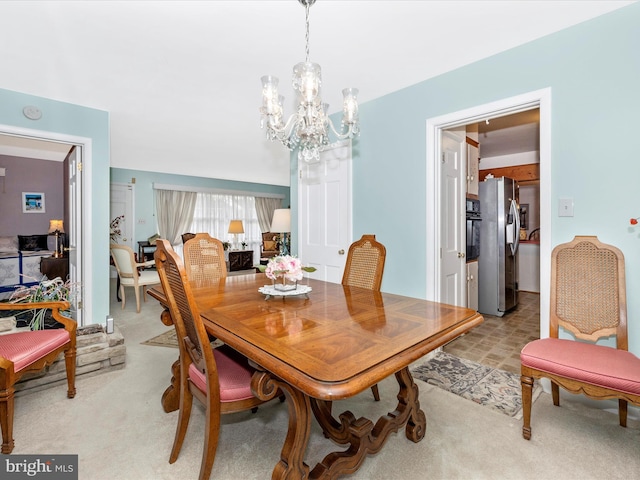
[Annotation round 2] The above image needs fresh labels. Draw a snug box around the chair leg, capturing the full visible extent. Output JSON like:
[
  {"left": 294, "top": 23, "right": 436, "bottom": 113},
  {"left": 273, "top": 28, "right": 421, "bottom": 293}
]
[
  {"left": 200, "top": 396, "right": 222, "bottom": 480},
  {"left": 619, "top": 399, "right": 628, "bottom": 428},
  {"left": 0, "top": 386, "right": 15, "bottom": 454},
  {"left": 120, "top": 285, "right": 126, "bottom": 310},
  {"left": 371, "top": 384, "right": 380, "bottom": 401},
  {"left": 551, "top": 382, "right": 560, "bottom": 406},
  {"left": 170, "top": 387, "right": 193, "bottom": 464},
  {"left": 521, "top": 375, "right": 533, "bottom": 440},
  {"left": 64, "top": 347, "right": 77, "bottom": 399},
  {"left": 135, "top": 286, "right": 142, "bottom": 313}
]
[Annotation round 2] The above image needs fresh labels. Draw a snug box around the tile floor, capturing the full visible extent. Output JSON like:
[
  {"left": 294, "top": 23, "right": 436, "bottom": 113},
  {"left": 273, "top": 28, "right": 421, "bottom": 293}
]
[{"left": 443, "top": 291, "right": 540, "bottom": 374}]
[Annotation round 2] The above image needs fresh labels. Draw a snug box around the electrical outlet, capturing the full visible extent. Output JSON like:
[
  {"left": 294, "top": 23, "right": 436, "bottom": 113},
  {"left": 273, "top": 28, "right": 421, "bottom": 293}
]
[{"left": 106, "top": 315, "right": 114, "bottom": 334}]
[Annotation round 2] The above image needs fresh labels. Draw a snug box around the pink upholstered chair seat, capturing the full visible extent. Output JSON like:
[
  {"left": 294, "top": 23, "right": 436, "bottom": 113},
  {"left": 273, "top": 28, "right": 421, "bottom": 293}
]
[
  {"left": 0, "top": 330, "right": 70, "bottom": 372},
  {"left": 188, "top": 348, "right": 255, "bottom": 402},
  {"left": 521, "top": 337, "right": 640, "bottom": 396}
]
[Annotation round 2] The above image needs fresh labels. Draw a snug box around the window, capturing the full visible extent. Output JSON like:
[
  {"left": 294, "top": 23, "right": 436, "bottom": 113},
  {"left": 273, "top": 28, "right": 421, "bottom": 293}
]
[{"left": 190, "top": 193, "right": 261, "bottom": 264}]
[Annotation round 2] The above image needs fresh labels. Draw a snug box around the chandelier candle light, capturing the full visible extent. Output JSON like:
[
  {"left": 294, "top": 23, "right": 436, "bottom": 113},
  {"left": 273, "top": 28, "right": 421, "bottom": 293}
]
[{"left": 260, "top": 0, "right": 360, "bottom": 164}]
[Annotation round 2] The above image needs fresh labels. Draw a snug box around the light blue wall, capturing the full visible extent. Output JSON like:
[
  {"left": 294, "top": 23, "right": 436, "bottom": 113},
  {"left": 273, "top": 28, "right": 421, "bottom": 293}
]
[
  {"left": 0, "top": 87, "right": 110, "bottom": 326},
  {"left": 292, "top": 4, "right": 640, "bottom": 355},
  {"left": 110, "top": 168, "right": 290, "bottom": 243}
]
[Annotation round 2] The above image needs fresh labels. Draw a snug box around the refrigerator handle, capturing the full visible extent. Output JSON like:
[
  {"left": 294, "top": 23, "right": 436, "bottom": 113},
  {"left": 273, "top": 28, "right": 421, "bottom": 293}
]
[{"left": 509, "top": 199, "right": 521, "bottom": 255}]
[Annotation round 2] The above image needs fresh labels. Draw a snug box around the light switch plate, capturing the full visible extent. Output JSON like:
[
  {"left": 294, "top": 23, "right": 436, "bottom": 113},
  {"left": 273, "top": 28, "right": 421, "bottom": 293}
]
[{"left": 558, "top": 198, "right": 574, "bottom": 217}]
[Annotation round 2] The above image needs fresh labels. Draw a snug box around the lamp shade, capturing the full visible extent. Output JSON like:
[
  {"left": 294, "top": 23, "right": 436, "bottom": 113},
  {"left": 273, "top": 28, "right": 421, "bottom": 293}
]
[
  {"left": 48, "top": 219, "right": 64, "bottom": 234},
  {"left": 228, "top": 220, "right": 244, "bottom": 234},
  {"left": 270, "top": 209, "right": 291, "bottom": 233}
]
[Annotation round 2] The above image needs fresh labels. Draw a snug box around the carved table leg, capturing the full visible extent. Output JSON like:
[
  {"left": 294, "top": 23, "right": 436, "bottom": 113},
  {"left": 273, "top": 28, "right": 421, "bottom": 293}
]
[
  {"left": 252, "top": 371, "right": 311, "bottom": 480},
  {"left": 309, "top": 367, "right": 426, "bottom": 479},
  {"left": 161, "top": 358, "right": 181, "bottom": 413},
  {"left": 158, "top": 307, "right": 180, "bottom": 413}
]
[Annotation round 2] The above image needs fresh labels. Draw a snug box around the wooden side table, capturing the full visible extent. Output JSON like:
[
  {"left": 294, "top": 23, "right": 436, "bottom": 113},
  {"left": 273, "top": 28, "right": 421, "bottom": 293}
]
[
  {"left": 40, "top": 256, "right": 69, "bottom": 281},
  {"left": 137, "top": 241, "right": 157, "bottom": 264},
  {"left": 228, "top": 250, "right": 253, "bottom": 271}
]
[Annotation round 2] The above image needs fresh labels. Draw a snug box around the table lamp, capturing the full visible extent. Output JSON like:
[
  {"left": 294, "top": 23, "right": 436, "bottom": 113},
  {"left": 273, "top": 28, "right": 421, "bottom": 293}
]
[
  {"left": 270, "top": 208, "right": 291, "bottom": 256},
  {"left": 228, "top": 220, "right": 244, "bottom": 250},
  {"left": 48, "top": 219, "right": 64, "bottom": 258}
]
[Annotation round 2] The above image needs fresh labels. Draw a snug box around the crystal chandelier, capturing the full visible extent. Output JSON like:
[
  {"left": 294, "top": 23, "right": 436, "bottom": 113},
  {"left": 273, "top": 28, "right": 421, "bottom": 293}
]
[{"left": 260, "top": 0, "right": 360, "bottom": 164}]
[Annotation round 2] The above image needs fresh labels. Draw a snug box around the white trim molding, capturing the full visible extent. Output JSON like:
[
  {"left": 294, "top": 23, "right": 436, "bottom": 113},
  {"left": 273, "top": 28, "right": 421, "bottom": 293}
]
[{"left": 425, "top": 87, "right": 552, "bottom": 339}]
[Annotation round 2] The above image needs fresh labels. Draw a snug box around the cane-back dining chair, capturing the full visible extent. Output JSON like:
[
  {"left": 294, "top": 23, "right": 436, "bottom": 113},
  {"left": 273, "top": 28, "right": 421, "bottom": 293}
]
[
  {"left": 110, "top": 243, "right": 161, "bottom": 313},
  {"left": 0, "top": 300, "right": 76, "bottom": 453},
  {"left": 520, "top": 236, "right": 640, "bottom": 440},
  {"left": 342, "top": 234, "right": 387, "bottom": 401},
  {"left": 182, "top": 233, "right": 227, "bottom": 287},
  {"left": 154, "top": 239, "right": 275, "bottom": 480}
]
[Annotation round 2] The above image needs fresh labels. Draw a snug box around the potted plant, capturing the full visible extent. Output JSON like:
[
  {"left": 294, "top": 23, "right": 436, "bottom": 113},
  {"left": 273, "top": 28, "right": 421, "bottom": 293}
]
[{"left": 8, "top": 276, "right": 80, "bottom": 330}]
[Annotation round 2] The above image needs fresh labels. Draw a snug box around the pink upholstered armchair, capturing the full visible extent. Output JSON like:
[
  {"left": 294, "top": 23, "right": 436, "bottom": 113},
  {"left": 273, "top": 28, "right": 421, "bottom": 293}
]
[{"left": 0, "top": 300, "right": 77, "bottom": 453}]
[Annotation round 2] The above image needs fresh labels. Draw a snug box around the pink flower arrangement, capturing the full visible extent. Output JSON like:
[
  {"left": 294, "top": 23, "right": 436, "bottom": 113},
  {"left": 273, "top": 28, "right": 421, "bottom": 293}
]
[{"left": 265, "top": 255, "right": 304, "bottom": 282}]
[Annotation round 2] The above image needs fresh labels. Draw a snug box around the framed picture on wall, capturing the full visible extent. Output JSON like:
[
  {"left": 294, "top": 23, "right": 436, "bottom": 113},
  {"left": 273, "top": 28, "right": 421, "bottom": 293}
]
[
  {"left": 520, "top": 203, "right": 529, "bottom": 230},
  {"left": 22, "top": 192, "right": 46, "bottom": 213}
]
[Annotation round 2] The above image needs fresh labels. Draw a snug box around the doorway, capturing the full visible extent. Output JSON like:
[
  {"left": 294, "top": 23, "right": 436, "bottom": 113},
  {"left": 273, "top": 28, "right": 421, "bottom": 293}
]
[
  {"left": 0, "top": 127, "right": 92, "bottom": 327},
  {"left": 426, "top": 88, "right": 551, "bottom": 342}
]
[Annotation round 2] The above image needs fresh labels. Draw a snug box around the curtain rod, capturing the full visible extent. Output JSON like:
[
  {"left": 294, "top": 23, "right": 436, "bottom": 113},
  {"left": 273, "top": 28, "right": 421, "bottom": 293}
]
[{"left": 152, "top": 183, "right": 285, "bottom": 199}]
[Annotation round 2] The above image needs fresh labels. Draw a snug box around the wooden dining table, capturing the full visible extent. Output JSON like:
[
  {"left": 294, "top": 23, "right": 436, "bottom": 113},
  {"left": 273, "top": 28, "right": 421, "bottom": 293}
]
[{"left": 148, "top": 273, "right": 483, "bottom": 480}]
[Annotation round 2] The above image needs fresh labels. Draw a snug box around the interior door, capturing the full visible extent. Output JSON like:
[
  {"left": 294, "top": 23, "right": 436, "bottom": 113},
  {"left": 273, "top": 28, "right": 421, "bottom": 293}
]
[
  {"left": 440, "top": 128, "right": 466, "bottom": 306},
  {"left": 298, "top": 141, "right": 352, "bottom": 283},
  {"left": 67, "top": 146, "right": 83, "bottom": 326},
  {"left": 109, "top": 183, "right": 135, "bottom": 250}
]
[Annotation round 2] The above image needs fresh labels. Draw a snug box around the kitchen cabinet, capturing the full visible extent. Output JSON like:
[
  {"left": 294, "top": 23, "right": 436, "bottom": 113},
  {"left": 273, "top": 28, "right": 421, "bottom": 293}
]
[
  {"left": 466, "top": 260, "right": 478, "bottom": 311},
  {"left": 466, "top": 138, "right": 479, "bottom": 196}
]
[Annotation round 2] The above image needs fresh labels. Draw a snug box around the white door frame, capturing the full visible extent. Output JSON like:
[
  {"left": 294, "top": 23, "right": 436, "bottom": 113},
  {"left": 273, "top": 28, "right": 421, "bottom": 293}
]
[
  {"left": 426, "top": 88, "right": 551, "bottom": 338},
  {"left": 0, "top": 123, "right": 93, "bottom": 327}
]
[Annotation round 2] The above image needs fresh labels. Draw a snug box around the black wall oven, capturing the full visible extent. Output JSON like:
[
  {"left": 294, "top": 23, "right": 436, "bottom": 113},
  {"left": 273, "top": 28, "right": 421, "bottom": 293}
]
[{"left": 466, "top": 198, "right": 481, "bottom": 261}]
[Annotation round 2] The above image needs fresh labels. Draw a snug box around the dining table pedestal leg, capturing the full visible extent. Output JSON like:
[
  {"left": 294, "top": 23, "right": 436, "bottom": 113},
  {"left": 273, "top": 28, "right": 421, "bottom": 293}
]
[{"left": 251, "top": 366, "right": 426, "bottom": 480}]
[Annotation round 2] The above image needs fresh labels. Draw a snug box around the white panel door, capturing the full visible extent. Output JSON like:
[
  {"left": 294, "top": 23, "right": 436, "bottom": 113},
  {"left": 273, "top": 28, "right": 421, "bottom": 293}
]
[
  {"left": 441, "top": 128, "right": 466, "bottom": 306},
  {"left": 298, "top": 141, "right": 352, "bottom": 284},
  {"left": 67, "top": 146, "right": 83, "bottom": 326},
  {"left": 109, "top": 183, "right": 135, "bottom": 250}
]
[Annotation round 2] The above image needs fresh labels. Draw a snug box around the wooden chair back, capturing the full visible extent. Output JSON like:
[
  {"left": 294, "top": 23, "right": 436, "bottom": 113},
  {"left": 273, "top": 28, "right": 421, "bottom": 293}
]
[
  {"left": 342, "top": 234, "right": 387, "bottom": 401},
  {"left": 550, "top": 235, "right": 627, "bottom": 347},
  {"left": 182, "top": 233, "right": 227, "bottom": 286},
  {"left": 154, "top": 239, "right": 271, "bottom": 479},
  {"left": 154, "top": 240, "right": 212, "bottom": 380},
  {"left": 109, "top": 243, "right": 138, "bottom": 278},
  {"left": 342, "top": 234, "right": 386, "bottom": 291}
]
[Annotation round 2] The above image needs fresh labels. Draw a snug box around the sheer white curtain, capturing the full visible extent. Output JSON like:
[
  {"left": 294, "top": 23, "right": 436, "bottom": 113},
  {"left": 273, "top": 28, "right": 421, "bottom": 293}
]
[
  {"left": 155, "top": 189, "right": 197, "bottom": 247},
  {"left": 190, "top": 193, "right": 262, "bottom": 264}
]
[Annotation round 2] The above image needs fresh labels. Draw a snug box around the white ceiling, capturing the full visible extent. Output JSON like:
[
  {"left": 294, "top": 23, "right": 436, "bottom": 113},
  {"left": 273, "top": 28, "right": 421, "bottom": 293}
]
[{"left": 0, "top": 1, "right": 632, "bottom": 185}]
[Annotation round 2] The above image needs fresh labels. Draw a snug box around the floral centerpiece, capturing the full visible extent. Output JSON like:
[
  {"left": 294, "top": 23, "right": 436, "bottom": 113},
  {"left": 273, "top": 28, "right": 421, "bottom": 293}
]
[{"left": 263, "top": 255, "right": 315, "bottom": 292}]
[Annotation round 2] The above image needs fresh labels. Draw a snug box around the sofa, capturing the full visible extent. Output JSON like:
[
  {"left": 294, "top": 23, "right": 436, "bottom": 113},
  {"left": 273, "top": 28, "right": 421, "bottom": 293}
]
[{"left": 0, "top": 235, "right": 54, "bottom": 297}]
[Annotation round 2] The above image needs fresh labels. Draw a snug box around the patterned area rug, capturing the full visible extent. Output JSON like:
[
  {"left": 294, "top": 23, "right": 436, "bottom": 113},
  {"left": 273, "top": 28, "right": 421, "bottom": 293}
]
[
  {"left": 411, "top": 351, "right": 542, "bottom": 418},
  {"left": 141, "top": 329, "right": 223, "bottom": 349}
]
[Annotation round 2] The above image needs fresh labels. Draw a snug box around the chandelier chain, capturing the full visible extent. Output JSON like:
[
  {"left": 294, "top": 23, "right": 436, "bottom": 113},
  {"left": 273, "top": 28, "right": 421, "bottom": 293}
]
[{"left": 304, "top": 1, "right": 310, "bottom": 63}]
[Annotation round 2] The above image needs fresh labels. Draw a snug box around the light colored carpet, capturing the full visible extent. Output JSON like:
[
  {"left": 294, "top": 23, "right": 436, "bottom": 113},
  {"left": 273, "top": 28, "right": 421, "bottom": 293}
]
[
  {"left": 9, "top": 282, "right": 640, "bottom": 479},
  {"left": 411, "top": 351, "right": 543, "bottom": 418}
]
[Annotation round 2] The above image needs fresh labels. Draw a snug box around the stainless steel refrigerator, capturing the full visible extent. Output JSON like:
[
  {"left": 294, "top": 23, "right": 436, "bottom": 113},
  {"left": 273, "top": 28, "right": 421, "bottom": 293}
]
[{"left": 478, "top": 177, "right": 520, "bottom": 317}]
